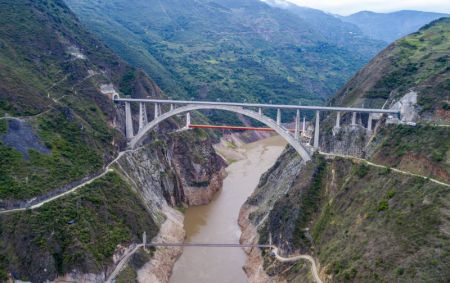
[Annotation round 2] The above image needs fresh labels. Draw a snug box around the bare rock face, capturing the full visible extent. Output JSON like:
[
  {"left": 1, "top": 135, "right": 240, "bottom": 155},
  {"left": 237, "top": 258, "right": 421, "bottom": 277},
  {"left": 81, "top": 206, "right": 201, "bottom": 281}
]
[
  {"left": 182, "top": 168, "right": 226, "bottom": 205},
  {"left": 107, "top": 132, "right": 227, "bottom": 282},
  {"left": 169, "top": 132, "right": 227, "bottom": 206},
  {"left": 239, "top": 205, "right": 275, "bottom": 283}
]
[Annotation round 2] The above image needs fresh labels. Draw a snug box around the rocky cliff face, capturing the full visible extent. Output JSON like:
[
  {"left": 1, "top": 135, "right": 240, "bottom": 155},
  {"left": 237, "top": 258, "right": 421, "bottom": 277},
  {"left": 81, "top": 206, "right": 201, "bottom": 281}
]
[{"left": 241, "top": 148, "right": 450, "bottom": 282}]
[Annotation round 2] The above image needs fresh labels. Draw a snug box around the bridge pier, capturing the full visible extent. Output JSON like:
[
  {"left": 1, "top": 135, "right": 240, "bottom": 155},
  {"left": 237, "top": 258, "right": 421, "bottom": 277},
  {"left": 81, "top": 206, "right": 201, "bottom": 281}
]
[
  {"left": 314, "top": 110, "right": 320, "bottom": 148},
  {"left": 351, "top": 112, "right": 357, "bottom": 126},
  {"left": 154, "top": 103, "right": 159, "bottom": 119},
  {"left": 143, "top": 231, "right": 147, "bottom": 251},
  {"left": 170, "top": 104, "right": 174, "bottom": 111},
  {"left": 186, "top": 112, "right": 191, "bottom": 128},
  {"left": 276, "top": 109, "right": 281, "bottom": 125},
  {"left": 302, "top": 116, "right": 306, "bottom": 133},
  {"left": 367, "top": 113, "right": 373, "bottom": 132},
  {"left": 138, "top": 102, "right": 148, "bottom": 131},
  {"left": 294, "top": 110, "right": 300, "bottom": 141},
  {"left": 258, "top": 107, "right": 262, "bottom": 115},
  {"left": 335, "top": 111, "right": 341, "bottom": 128},
  {"left": 125, "top": 102, "right": 134, "bottom": 139}
]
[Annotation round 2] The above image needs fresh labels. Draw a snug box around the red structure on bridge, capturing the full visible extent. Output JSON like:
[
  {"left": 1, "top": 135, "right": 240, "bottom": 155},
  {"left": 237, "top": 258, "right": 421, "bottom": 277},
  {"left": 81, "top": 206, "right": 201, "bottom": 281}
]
[{"left": 189, "top": 124, "right": 299, "bottom": 132}]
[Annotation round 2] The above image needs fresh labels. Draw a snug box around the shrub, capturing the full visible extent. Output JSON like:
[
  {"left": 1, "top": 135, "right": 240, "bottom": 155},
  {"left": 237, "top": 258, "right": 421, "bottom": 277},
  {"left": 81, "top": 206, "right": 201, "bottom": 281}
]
[
  {"left": 377, "top": 200, "right": 389, "bottom": 212},
  {"left": 356, "top": 163, "right": 369, "bottom": 178},
  {"left": 387, "top": 190, "right": 396, "bottom": 199}
]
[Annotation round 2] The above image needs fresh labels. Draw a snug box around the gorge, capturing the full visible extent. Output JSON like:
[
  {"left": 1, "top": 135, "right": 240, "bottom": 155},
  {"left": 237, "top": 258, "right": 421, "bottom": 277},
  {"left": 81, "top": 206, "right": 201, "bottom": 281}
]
[{"left": 0, "top": 0, "right": 449, "bottom": 282}]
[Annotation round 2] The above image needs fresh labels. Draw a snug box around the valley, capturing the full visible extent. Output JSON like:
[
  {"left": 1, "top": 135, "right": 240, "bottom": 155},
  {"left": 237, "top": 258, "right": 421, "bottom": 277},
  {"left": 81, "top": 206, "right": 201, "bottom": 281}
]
[{"left": 0, "top": 0, "right": 448, "bottom": 282}]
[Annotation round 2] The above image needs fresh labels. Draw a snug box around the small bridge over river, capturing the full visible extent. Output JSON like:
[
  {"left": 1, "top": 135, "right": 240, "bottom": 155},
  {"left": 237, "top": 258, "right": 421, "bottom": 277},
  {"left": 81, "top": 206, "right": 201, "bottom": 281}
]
[{"left": 113, "top": 97, "right": 400, "bottom": 161}]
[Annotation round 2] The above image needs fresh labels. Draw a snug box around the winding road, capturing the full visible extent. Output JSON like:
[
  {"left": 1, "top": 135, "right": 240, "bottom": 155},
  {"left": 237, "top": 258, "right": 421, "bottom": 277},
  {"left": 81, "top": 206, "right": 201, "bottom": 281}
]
[
  {"left": 0, "top": 149, "right": 136, "bottom": 214},
  {"left": 272, "top": 247, "right": 323, "bottom": 283},
  {"left": 319, "top": 151, "right": 450, "bottom": 188}
]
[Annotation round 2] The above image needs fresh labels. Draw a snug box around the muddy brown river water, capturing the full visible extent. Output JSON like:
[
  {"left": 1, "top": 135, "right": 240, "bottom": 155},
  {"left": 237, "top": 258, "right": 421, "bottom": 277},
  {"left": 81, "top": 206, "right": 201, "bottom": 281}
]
[{"left": 170, "top": 136, "right": 286, "bottom": 283}]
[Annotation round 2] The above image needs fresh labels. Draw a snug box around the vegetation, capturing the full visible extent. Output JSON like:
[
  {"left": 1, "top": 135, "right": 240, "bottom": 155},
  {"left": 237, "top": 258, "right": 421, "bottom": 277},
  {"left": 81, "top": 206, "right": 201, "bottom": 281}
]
[
  {"left": 371, "top": 124, "right": 450, "bottom": 181},
  {"left": 311, "top": 160, "right": 450, "bottom": 282},
  {"left": 331, "top": 17, "right": 449, "bottom": 116},
  {"left": 0, "top": 0, "right": 166, "bottom": 200},
  {"left": 293, "top": 155, "right": 327, "bottom": 248},
  {"left": 0, "top": 1, "right": 169, "bottom": 281},
  {"left": 66, "top": 0, "right": 383, "bottom": 123},
  {"left": 0, "top": 109, "right": 107, "bottom": 199},
  {"left": 260, "top": 154, "right": 450, "bottom": 282},
  {"left": 0, "top": 172, "right": 158, "bottom": 282}
]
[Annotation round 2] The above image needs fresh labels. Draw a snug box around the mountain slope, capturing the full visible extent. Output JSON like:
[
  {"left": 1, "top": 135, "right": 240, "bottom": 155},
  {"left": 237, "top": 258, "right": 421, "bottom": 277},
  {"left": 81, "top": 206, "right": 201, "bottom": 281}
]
[
  {"left": 65, "top": 0, "right": 384, "bottom": 111},
  {"left": 340, "top": 10, "right": 450, "bottom": 43},
  {"left": 262, "top": 0, "right": 381, "bottom": 54},
  {"left": 332, "top": 17, "right": 450, "bottom": 119},
  {"left": 0, "top": 1, "right": 225, "bottom": 281},
  {"left": 239, "top": 17, "right": 450, "bottom": 283},
  {"left": 323, "top": 17, "right": 450, "bottom": 182}
]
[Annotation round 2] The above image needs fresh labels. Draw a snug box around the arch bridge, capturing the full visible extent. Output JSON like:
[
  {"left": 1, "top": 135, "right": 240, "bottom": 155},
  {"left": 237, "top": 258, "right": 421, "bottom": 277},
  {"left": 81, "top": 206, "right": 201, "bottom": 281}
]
[{"left": 113, "top": 97, "right": 400, "bottom": 162}]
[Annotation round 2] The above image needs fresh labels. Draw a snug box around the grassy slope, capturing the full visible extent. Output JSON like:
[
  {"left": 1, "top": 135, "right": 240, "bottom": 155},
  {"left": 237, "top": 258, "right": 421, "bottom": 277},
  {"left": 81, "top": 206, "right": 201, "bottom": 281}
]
[
  {"left": 331, "top": 17, "right": 450, "bottom": 114},
  {"left": 255, "top": 19, "right": 450, "bottom": 283},
  {"left": 0, "top": 172, "right": 157, "bottom": 282},
  {"left": 0, "top": 0, "right": 163, "bottom": 200},
  {"left": 65, "top": 0, "right": 383, "bottom": 113},
  {"left": 327, "top": 18, "right": 450, "bottom": 182},
  {"left": 0, "top": 0, "right": 164, "bottom": 281},
  {"left": 259, "top": 151, "right": 450, "bottom": 282}
]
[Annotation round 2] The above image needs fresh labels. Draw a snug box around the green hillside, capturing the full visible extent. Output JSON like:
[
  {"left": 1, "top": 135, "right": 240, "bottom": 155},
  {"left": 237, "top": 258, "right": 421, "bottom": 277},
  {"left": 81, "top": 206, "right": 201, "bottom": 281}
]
[
  {"left": 0, "top": 0, "right": 164, "bottom": 201},
  {"left": 65, "top": 0, "right": 384, "bottom": 111},
  {"left": 328, "top": 17, "right": 450, "bottom": 182},
  {"left": 0, "top": 1, "right": 167, "bottom": 281},
  {"left": 243, "top": 17, "right": 450, "bottom": 283},
  {"left": 332, "top": 17, "right": 450, "bottom": 116}
]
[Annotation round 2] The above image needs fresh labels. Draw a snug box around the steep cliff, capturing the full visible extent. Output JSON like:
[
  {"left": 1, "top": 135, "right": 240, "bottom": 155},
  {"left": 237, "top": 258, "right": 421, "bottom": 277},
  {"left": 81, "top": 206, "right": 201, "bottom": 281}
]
[{"left": 0, "top": 1, "right": 225, "bottom": 282}]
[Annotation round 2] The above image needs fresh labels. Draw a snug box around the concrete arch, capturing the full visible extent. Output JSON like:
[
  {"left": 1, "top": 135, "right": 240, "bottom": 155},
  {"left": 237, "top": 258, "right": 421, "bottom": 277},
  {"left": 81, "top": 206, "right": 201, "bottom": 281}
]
[{"left": 129, "top": 104, "right": 312, "bottom": 161}]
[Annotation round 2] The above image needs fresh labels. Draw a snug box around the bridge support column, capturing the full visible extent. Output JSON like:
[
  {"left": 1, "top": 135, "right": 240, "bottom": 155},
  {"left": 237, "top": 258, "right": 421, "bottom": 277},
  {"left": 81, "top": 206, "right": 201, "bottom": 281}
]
[
  {"left": 276, "top": 109, "right": 281, "bottom": 126},
  {"left": 336, "top": 111, "right": 341, "bottom": 128},
  {"left": 125, "top": 102, "right": 134, "bottom": 139},
  {"left": 143, "top": 231, "right": 147, "bottom": 251},
  {"left": 294, "top": 110, "right": 300, "bottom": 141},
  {"left": 302, "top": 116, "right": 306, "bottom": 133},
  {"left": 138, "top": 102, "right": 148, "bottom": 131},
  {"left": 314, "top": 110, "right": 320, "bottom": 148},
  {"left": 367, "top": 113, "right": 373, "bottom": 132},
  {"left": 351, "top": 112, "right": 356, "bottom": 126},
  {"left": 170, "top": 104, "right": 174, "bottom": 111},
  {"left": 258, "top": 107, "right": 262, "bottom": 115},
  {"left": 186, "top": 112, "right": 191, "bottom": 128},
  {"left": 154, "top": 103, "right": 159, "bottom": 119}
]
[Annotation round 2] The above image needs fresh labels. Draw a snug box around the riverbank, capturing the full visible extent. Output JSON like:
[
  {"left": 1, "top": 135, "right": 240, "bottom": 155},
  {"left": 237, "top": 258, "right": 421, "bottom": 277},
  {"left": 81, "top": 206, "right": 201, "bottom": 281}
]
[{"left": 170, "top": 135, "right": 286, "bottom": 283}]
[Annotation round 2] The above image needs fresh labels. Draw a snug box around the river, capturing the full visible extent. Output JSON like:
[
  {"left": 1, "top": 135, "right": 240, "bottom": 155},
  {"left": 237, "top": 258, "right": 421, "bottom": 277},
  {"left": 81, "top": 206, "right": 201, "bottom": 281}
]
[{"left": 170, "top": 135, "right": 286, "bottom": 283}]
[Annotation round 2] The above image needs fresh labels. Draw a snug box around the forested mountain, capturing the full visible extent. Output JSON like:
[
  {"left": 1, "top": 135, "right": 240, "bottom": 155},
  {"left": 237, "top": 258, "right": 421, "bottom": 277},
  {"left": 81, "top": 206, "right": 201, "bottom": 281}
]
[
  {"left": 65, "top": 0, "right": 384, "bottom": 109},
  {"left": 0, "top": 1, "right": 223, "bottom": 281},
  {"left": 340, "top": 10, "right": 450, "bottom": 43}
]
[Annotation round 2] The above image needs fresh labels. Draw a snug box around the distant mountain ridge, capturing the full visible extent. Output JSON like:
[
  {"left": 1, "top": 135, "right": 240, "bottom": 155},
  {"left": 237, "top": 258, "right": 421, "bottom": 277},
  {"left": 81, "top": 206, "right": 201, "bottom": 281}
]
[
  {"left": 340, "top": 10, "right": 450, "bottom": 43},
  {"left": 65, "top": 0, "right": 384, "bottom": 116}
]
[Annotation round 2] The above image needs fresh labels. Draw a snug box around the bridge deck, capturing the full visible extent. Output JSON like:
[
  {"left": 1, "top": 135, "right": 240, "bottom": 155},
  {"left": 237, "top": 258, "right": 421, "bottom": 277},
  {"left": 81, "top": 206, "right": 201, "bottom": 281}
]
[
  {"left": 114, "top": 98, "right": 399, "bottom": 114},
  {"left": 146, "top": 243, "right": 273, "bottom": 248}
]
